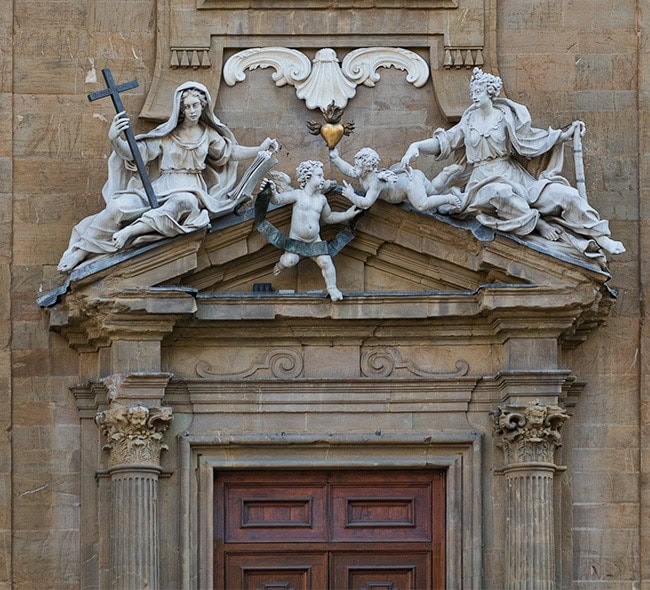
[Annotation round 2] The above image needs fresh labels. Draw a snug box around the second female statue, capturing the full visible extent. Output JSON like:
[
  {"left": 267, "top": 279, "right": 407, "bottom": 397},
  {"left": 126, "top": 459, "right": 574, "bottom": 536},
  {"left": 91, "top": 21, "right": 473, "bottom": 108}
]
[{"left": 401, "top": 68, "right": 624, "bottom": 264}]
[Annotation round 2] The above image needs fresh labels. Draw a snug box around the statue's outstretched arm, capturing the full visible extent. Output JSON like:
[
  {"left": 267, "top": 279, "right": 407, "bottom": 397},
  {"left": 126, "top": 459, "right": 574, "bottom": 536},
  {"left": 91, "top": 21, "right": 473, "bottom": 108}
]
[
  {"left": 231, "top": 138, "right": 279, "bottom": 161},
  {"left": 329, "top": 149, "right": 357, "bottom": 178}
]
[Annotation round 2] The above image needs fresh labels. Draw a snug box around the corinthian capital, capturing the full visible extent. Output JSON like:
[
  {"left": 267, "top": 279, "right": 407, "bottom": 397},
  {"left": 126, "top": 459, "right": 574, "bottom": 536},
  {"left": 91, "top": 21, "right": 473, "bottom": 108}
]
[
  {"left": 493, "top": 402, "right": 569, "bottom": 466},
  {"left": 96, "top": 404, "right": 173, "bottom": 467}
]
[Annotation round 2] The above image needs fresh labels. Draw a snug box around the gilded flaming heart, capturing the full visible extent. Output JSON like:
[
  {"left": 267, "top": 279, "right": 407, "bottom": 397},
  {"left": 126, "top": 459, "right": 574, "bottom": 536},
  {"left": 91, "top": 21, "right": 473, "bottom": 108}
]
[
  {"left": 320, "top": 123, "right": 345, "bottom": 150},
  {"left": 307, "top": 101, "right": 355, "bottom": 150}
]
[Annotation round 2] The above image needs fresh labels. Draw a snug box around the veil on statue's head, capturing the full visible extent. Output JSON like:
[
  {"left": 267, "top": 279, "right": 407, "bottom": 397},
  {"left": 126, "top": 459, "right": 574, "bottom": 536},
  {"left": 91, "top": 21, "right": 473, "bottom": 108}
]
[
  {"left": 102, "top": 81, "right": 241, "bottom": 208},
  {"left": 143, "top": 81, "right": 238, "bottom": 146}
]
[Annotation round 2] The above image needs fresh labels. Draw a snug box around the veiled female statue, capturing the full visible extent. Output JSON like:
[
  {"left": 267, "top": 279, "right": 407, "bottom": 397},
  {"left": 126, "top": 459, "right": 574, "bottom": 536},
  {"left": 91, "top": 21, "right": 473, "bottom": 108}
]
[
  {"left": 401, "top": 68, "right": 624, "bottom": 264},
  {"left": 58, "top": 81, "right": 277, "bottom": 272}
]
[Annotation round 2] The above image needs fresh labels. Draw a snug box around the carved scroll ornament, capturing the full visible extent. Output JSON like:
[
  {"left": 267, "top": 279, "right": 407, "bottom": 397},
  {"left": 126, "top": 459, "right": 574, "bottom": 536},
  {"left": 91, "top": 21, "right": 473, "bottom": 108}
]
[
  {"left": 223, "top": 47, "right": 429, "bottom": 111},
  {"left": 493, "top": 402, "right": 569, "bottom": 466},
  {"left": 196, "top": 348, "right": 304, "bottom": 379},
  {"left": 95, "top": 405, "right": 173, "bottom": 467},
  {"left": 361, "top": 348, "right": 469, "bottom": 379}
]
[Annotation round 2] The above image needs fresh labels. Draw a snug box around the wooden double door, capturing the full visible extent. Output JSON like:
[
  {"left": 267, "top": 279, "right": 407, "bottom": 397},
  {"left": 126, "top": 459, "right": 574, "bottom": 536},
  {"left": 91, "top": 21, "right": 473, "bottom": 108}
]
[{"left": 214, "top": 469, "right": 446, "bottom": 589}]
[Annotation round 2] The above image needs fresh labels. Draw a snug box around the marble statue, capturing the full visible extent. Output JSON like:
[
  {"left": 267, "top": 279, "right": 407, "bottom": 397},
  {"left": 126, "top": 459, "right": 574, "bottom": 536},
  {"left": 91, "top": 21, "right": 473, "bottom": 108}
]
[
  {"left": 400, "top": 68, "right": 625, "bottom": 262},
  {"left": 57, "top": 81, "right": 278, "bottom": 272},
  {"left": 329, "top": 147, "right": 463, "bottom": 212},
  {"left": 260, "top": 161, "right": 361, "bottom": 301}
]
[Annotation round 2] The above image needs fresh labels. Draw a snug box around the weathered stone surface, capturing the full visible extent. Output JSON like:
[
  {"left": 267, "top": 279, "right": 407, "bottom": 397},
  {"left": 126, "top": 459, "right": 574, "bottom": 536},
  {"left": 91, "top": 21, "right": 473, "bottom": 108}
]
[{"left": 4, "top": 0, "right": 649, "bottom": 588}]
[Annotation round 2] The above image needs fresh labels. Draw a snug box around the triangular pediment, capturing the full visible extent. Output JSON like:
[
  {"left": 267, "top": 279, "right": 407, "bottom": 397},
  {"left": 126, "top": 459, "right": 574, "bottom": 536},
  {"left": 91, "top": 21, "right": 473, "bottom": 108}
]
[
  {"left": 161, "top": 198, "right": 609, "bottom": 295},
  {"left": 41, "top": 198, "right": 614, "bottom": 350}
]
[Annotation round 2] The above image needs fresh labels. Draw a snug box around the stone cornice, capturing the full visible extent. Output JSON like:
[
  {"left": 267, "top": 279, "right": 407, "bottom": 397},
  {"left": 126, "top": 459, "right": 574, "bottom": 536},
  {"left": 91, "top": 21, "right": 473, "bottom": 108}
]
[
  {"left": 50, "top": 288, "right": 197, "bottom": 351},
  {"left": 42, "top": 200, "right": 615, "bottom": 352},
  {"left": 50, "top": 288, "right": 611, "bottom": 357}
]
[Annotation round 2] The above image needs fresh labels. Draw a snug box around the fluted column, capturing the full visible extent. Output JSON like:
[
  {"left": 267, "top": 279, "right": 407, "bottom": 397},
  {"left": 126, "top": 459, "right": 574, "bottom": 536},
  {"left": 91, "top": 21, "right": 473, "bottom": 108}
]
[
  {"left": 493, "top": 402, "right": 569, "bottom": 590},
  {"left": 96, "top": 404, "right": 172, "bottom": 590}
]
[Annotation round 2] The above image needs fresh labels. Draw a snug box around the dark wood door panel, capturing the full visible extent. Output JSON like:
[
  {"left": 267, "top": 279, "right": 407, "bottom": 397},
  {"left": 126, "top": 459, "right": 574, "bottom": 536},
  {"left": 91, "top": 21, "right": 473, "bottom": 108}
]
[
  {"left": 330, "top": 484, "right": 432, "bottom": 542},
  {"left": 331, "top": 551, "right": 431, "bottom": 590},
  {"left": 214, "top": 470, "right": 446, "bottom": 589},
  {"left": 225, "top": 552, "right": 328, "bottom": 590},
  {"left": 224, "top": 483, "right": 327, "bottom": 543}
]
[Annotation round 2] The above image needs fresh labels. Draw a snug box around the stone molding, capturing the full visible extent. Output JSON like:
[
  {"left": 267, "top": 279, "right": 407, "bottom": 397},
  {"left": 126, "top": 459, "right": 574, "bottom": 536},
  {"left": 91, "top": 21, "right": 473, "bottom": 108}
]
[
  {"left": 194, "top": 346, "right": 469, "bottom": 380},
  {"left": 493, "top": 402, "right": 569, "bottom": 466},
  {"left": 196, "top": 347, "right": 304, "bottom": 379},
  {"left": 443, "top": 46, "right": 485, "bottom": 69},
  {"left": 95, "top": 405, "right": 173, "bottom": 468},
  {"left": 170, "top": 46, "right": 211, "bottom": 69},
  {"left": 360, "top": 348, "right": 469, "bottom": 378},
  {"left": 223, "top": 46, "right": 429, "bottom": 110},
  {"left": 141, "top": 0, "right": 493, "bottom": 120}
]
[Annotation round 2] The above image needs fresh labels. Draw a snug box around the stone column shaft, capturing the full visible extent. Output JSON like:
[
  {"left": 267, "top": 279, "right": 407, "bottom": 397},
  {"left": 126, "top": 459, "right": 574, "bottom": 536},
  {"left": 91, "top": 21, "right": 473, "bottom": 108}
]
[
  {"left": 110, "top": 468, "right": 160, "bottom": 589},
  {"left": 493, "top": 403, "right": 569, "bottom": 590},
  {"left": 96, "top": 404, "right": 172, "bottom": 590},
  {"left": 505, "top": 466, "right": 555, "bottom": 589}
]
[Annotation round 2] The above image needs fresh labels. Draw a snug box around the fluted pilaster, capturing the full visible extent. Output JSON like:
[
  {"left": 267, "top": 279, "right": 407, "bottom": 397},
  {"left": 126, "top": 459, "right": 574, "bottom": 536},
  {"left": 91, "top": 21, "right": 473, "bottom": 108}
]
[
  {"left": 493, "top": 402, "right": 569, "bottom": 590},
  {"left": 96, "top": 404, "right": 172, "bottom": 590}
]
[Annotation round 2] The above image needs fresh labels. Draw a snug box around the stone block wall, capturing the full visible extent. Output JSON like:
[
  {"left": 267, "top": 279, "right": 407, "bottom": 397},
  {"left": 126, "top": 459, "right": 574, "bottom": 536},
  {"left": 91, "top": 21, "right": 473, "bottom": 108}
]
[
  {"left": 640, "top": 2, "right": 650, "bottom": 589},
  {"left": 0, "top": 0, "right": 12, "bottom": 587},
  {"left": 8, "top": 0, "right": 157, "bottom": 586},
  {"left": 498, "top": 1, "right": 642, "bottom": 587},
  {"left": 3, "top": 0, "right": 648, "bottom": 588}
]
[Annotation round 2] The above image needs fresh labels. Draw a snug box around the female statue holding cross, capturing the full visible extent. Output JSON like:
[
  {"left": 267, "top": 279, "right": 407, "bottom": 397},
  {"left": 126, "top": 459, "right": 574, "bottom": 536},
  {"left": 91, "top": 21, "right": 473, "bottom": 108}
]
[{"left": 58, "top": 81, "right": 278, "bottom": 272}]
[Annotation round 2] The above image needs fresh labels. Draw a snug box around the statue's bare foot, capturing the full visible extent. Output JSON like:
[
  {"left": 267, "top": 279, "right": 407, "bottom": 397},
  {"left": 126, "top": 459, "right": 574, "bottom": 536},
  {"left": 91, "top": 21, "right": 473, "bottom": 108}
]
[
  {"left": 112, "top": 227, "right": 134, "bottom": 250},
  {"left": 595, "top": 236, "right": 626, "bottom": 255},
  {"left": 57, "top": 248, "right": 87, "bottom": 272},
  {"left": 272, "top": 263, "right": 283, "bottom": 276},
  {"left": 328, "top": 287, "right": 343, "bottom": 302},
  {"left": 536, "top": 219, "right": 562, "bottom": 241},
  {"left": 445, "top": 195, "right": 462, "bottom": 210}
]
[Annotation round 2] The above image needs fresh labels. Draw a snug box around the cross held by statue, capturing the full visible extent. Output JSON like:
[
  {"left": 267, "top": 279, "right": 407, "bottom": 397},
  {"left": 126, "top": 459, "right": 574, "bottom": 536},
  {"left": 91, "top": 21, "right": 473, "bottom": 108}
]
[{"left": 88, "top": 68, "right": 159, "bottom": 208}]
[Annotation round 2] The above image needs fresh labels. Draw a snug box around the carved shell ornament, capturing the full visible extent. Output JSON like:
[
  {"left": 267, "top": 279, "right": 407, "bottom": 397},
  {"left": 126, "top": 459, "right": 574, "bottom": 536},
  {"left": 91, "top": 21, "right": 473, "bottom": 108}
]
[{"left": 223, "top": 46, "right": 430, "bottom": 112}]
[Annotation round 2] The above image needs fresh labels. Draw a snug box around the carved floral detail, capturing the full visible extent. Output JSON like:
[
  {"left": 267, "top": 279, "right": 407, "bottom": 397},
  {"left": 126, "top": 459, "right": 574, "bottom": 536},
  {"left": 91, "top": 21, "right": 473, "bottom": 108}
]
[
  {"left": 95, "top": 405, "right": 173, "bottom": 467},
  {"left": 196, "top": 348, "right": 304, "bottom": 379},
  {"left": 223, "top": 47, "right": 429, "bottom": 111},
  {"left": 493, "top": 402, "right": 569, "bottom": 465},
  {"left": 360, "top": 348, "right": 469, "bottom": 379}
]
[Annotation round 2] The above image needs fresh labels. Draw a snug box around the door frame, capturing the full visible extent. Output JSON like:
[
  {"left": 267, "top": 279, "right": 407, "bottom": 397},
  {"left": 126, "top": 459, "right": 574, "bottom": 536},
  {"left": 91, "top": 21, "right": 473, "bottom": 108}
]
[{"left": 177, "top": 431, "right": 483, "bottom": 590}]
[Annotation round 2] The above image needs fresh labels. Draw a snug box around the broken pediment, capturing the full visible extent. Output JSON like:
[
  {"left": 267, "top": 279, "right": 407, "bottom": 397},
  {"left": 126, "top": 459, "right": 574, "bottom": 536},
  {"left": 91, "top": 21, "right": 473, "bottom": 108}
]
[{"left": 41, "top": 197, "right": 614, "bottom": 352}]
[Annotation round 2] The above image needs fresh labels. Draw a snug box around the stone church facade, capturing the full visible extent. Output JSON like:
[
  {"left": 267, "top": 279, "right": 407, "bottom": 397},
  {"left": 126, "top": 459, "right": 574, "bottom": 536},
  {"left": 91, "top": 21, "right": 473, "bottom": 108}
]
[{"left": 1, "top": 0, "right": 648, "bottom": 588}]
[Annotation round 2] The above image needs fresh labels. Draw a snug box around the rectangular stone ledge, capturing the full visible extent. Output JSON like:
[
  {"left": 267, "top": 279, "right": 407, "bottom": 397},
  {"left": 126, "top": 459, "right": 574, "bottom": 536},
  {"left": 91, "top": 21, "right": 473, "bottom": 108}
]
[
  {"left": 168, "top": 319, "right": 501, "bottom": 345},
  {"left": 194, "top": 285, "right": 590, "bottom": 322},
  {"left": 162, "top": 378, "right": 478, "bottom": 414}
]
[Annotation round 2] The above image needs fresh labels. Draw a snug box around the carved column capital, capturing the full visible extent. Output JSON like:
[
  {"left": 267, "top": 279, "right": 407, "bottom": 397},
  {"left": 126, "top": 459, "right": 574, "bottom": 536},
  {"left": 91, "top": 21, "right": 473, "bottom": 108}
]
[
  {"left": 96, "top": 404, "right": 172, "bottom": 468},
  {"left": 493, "top": 402, "right": 569, "bottom": 466}
]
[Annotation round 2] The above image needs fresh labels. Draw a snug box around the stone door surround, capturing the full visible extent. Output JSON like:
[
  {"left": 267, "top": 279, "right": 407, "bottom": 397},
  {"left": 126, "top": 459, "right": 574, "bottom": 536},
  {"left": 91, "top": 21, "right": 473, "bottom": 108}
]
[{"left": 178, "top": 431, "right": 483, "bottom": 589}]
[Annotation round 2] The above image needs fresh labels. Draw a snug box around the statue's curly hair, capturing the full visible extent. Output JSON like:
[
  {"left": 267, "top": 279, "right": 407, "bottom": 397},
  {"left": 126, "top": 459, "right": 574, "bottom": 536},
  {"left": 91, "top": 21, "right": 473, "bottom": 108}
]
[
  {"left": 296, "top": 160, "right": 323, "bottom": 188},
  {"left": 469, "top": 67, "right": 503, "bottom": 98},
  {"left": 354, "top": 148, "right": 381, "bottom": 171}
]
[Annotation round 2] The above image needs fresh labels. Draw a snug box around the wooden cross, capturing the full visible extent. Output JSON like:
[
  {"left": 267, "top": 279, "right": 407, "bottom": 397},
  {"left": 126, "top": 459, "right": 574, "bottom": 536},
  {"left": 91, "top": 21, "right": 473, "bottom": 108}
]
[{"left": 88, "top": 68, "right": 159, "bottom": 208}]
